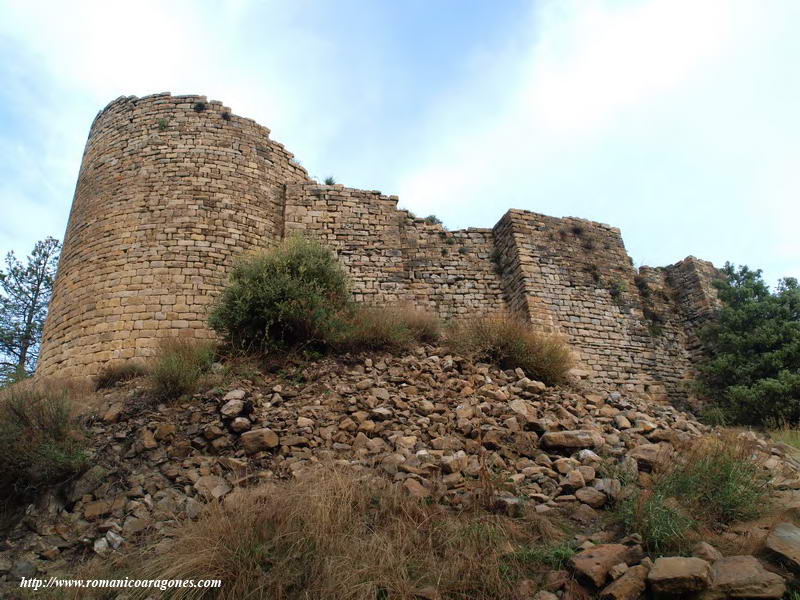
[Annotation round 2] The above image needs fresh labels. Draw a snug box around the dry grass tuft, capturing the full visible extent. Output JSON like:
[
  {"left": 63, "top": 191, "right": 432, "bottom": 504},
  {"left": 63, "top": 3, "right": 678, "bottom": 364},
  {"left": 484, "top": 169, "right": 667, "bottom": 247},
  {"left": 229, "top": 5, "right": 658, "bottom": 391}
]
[
  {"left": 87, "top": 467, "right": 569, "bottom": 600},
  {"left": 770, "top": 426, "right": 800, "bottom": 453},
  {"left": 392, "top": 305, "right": 442, "bottom": 344},
  {"left": 334, "top": 305, "right": 442, "bottom": 352},
  {"left": 616, "top": 432, "right": 771, "bottom": 552},
  {"left": 0, "top": 385, "right": 88, "bottom": 503},
  {"left": 446, "top": 313, "right": 573, "bottom": 386},
  {"left": 147, "top": 338, "right": 217, "bottom": 401},
  {"left": 93, "top": 361, "right": 147, "bottom": 390}
]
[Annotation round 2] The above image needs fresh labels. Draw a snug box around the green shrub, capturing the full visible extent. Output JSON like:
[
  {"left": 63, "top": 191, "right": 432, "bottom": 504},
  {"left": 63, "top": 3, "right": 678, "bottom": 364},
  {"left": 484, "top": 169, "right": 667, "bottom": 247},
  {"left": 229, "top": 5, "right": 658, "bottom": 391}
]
[
  {"left": 697, "top": 264, "right": 800, "bottom": 426},
  {"left": 148, "top": 338, "right": 216, "bottom": 401},
  {"left": 0, "top": 387, "right": 88, "bottom": 501},
  {"left": 609, "top": 278, "right": 628, "bottom": 306},
  {"left": 334, "top": 306, "right": 441, "bottom": 352},
  {"left": 446, "top": 314, "right": 573, "bottom": 386},
  {"left": 209, "top": 237, "right": 350, "bottom": 352},
  {"left": 94, "top": 361, "right": 146, "bottom": 390},
  {"left": 723, "top": 371, "right": 800, "bottom": 427}
]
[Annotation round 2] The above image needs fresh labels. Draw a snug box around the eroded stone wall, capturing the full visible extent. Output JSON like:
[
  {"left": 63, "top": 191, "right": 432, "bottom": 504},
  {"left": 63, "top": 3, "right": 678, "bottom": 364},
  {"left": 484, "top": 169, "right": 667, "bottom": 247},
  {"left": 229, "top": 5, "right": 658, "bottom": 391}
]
[
  {"left": 283, "top": 183, "right": 505, "bottom": 317},
  {"left": 38, "top": 92, "right": 721, "bottom": 399}
]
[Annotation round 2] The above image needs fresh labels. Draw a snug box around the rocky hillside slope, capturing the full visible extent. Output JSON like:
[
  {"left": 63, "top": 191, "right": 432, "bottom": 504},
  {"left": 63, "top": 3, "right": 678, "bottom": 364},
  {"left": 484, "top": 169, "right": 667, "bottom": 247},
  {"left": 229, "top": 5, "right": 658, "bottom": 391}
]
[{"left": 4, "top": 346, "right": 800, "bottom": 599}]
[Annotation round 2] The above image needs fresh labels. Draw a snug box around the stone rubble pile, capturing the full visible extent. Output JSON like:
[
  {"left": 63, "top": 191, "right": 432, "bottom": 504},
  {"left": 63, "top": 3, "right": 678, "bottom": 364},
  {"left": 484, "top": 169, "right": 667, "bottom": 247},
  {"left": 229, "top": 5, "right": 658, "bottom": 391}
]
[{"left": 3, "top": 345, "right": 800, "bottom": 598}]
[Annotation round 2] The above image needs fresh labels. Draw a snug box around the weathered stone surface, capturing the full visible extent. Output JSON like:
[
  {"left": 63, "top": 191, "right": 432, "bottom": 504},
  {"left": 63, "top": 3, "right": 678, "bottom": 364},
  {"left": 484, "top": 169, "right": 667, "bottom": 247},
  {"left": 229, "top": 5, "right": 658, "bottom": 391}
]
[
  {"left": 69, "top": 465, "right": 110, "bottom": 502},
  {"left": 15, "top": 342, "right": 799, "bottom": 599},
  {"left": 765, "top": 522, "right": 800, "bottom": 572},
  {"left": 194, "top": 476, "right": 232, "bottom": 501},
  {"left": 600, "top": 565, "right": 649, "bottom": 600},
  {"left": 576, "top": 487, "right": 607, "bottom": 508},
  {"left": 403, "top": 478, "right": 430, "bottom": 498},
  {"left": 647, "top": 557, "right": 710, "bottom": 595},
  {"left": 594, "top": 478, "right": 622, "bottom": 501},
  {"left": 544, "top": 570, "right": 570, "bottom": 591},
  {"left": 223, "top": 389, "right": 246, "bottom": 402},
  {"left": 692, "top": 541, "right": 722, "bottom": 562},
  {"left": 106, "top": 531, "right": 124, "bottom": 550},
  {"left": 628, "top": 443, "right": 672, "bottom": 472},
  {"left": 103, "top": 404, "right": 123, "bottom": 423},
  {"left": 230, "top": 417, "right": 252, "bottom": 433},
  {"left": 702, "top": 556, "right": 785, "bottom": 599},
  {"left": 608, "top": 563, "right": 628, "bottom": 580},
  {"left": 570, "top": 544, "right": 631, "bottom": 587},
  {"left": 220, "top": 399, "right": 245, "bottom": 418},
  {"left": 140, "top": 428, "right": 158, "bottom": 450},
  {"left": 240, "top": 428, "right": 280, "bottom": 454},
  {"left": 541, "top": 430, "right": 604, "bottom": 451},
  {"left": 154, "top": 422, "right": 176, "bottom": 441},
  {"left": 83, "top": 501, "right": 111, "bottom": 521}
]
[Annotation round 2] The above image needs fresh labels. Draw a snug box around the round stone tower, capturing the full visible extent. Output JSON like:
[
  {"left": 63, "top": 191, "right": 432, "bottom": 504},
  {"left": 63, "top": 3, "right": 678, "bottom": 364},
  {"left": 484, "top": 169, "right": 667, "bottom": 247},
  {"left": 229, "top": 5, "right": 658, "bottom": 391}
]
[{"left": 37, "top": 93, "right": 310, "bottom": 378}]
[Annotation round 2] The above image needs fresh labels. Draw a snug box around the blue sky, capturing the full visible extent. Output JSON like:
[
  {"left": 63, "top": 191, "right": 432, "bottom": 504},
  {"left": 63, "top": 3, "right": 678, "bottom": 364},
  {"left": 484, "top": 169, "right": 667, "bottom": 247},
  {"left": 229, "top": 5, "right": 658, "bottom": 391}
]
[{"left": 1, "top": 0, "right": 798, "bottom": 286}]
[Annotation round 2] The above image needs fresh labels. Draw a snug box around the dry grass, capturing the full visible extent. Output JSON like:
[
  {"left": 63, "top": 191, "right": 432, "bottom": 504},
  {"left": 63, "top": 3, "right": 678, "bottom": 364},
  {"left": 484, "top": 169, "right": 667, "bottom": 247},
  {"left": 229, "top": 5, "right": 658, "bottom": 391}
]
[
  {"left": 147, "top": 338, "right": 217, "bottom": 401},
  {"left": 446, "top": 313, "right": 573, "bottom": 386},
  {"left": 4, "top": 374, "right": 103, "bottom": 416},
  {"left": 770, "top": 427, "right": 800, "bottom": 453},
  {"left": 93, "top": 360, "right": 147, "bottom": 390},
  {"left": 393, "top": 305, "right": 442, "bottom": 344},
  {"left": 81, "top": 467, "right": 569, "bottom": 600},
  {"left": 0, "top": 384, "right": 88, "bottom": 503},
  {"left": 334, "top": 305, "right": 442, "bottom": 352}
]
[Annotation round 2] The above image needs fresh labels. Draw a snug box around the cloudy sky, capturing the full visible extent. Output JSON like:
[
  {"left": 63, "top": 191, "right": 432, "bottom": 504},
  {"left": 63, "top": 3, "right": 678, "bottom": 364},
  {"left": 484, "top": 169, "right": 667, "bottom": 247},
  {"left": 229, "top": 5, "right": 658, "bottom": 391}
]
[{"left": 1, "top": 0, "right": 798, "bottom": 285}]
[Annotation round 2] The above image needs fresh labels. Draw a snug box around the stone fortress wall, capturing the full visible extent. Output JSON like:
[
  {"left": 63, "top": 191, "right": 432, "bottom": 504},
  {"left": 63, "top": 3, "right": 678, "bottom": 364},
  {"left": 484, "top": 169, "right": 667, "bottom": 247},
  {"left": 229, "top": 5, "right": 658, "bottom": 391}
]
[{"left": 38, "top": 93, "right": 721, "bottom": 401}]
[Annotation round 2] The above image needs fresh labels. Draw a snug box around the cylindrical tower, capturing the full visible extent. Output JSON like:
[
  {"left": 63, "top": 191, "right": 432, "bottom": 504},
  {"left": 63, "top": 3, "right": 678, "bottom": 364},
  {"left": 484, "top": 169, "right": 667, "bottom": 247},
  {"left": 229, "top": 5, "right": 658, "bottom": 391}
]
[{"left": 37, "top": 93, "right": 310, "bottom": 378}]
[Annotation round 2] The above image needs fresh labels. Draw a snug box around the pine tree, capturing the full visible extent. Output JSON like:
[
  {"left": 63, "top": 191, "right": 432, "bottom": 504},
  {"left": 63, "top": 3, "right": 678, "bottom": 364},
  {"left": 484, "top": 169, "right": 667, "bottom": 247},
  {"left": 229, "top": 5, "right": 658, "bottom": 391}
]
[
  {"left": 0, "top": 237, "right": 61, "bottom": 384},
  {"left": 698, "top": 263, "right": 800, "bottom": 425}
]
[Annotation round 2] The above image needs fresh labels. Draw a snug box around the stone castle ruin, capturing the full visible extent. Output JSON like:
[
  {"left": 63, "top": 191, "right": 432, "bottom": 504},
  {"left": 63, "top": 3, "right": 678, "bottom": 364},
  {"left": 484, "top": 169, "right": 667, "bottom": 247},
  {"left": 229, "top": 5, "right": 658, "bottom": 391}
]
[{"left": 37, "top": 93, "right": 721, "bottom": 400}]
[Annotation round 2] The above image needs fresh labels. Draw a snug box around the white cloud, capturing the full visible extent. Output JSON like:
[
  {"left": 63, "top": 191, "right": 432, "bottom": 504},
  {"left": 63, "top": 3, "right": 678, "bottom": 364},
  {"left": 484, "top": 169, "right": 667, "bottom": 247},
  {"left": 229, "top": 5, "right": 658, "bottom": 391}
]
[
  {"left": 399, "top": 0, "right": 746, "bottom": 204},
  {"left": 523, "top": 0, "right": 739, "bottom": 134},
  {"left": 0, "top": 0, "right": 797, "bottom": 285},
  {"left": 395, "top": 0, "right": 800, "bottom": 283}
]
